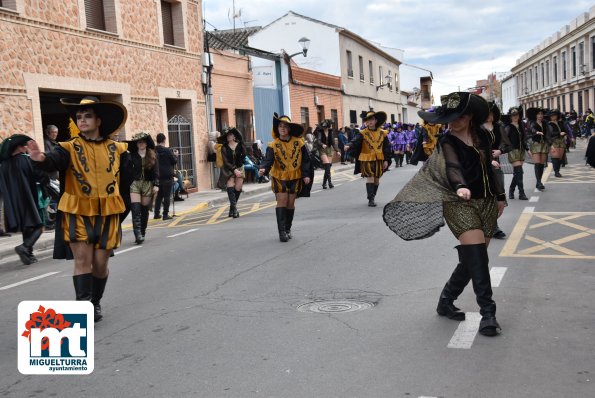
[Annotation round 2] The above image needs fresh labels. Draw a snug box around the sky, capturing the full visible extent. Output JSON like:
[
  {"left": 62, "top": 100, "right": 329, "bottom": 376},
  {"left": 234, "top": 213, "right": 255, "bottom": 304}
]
[{"left": 203, "top": 0, "right": 593, "bottom": 104}]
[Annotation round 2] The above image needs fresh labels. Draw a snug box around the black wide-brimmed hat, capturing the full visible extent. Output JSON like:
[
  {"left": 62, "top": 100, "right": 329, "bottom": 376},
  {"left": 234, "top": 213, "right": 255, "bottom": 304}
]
[
  {"left": 418, "top": 92, "right": 489, "bottom": 125},
  {"left": 501, "top": 106, "right": 524, "bottom": 125},
  {"left": 61, "top": 96, "right": 127, "bottom": 137},
  {"left": 526, "top": 107, "right": 545, "bottom": 121},
  {"left": 547, "top": 108, "right": 562, "bottom": 119},
  {"left": 127, "top": 132, "right": 155, "bottom": 152},
  {"left": 272, "top": 113, "right": 304, "bottom": 138},
  {"left": 320, "top": 119, "right": 333, "bottom": 129},
  {"left": 217, "top": 127, "right": 244, "bottom": 144},
  {"left": 0, "top": 134, "right": 33, "bottom": 161},
  {"left": 362, "top": 111, "right": 387, "bottom": 127},
  {"left": 487, "top": 101, "right": 501, "bottom": 122}
]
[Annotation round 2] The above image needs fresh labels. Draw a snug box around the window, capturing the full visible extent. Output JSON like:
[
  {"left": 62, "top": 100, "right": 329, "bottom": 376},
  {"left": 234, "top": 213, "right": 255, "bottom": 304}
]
[
  {"left": 349, "top": 110, "right": 357, "bottom": 124},
  {"left": 562, "top": 94, "right": 566, "bottom": 112},
  {"left": 358, "top": 56, "right": 364, "bottom": 81},
  {"left": 161, "top": 0, "right": 185, "bottom": 47},
  {"left": 379, "top": 66, "right": 383, "bottom": 85},
  {"left": 330, "top": 109, "right": 338, "bottom": 127},
  {"left": 579, "top": 42, "right": 585, "bottom": 74},
  {"left": 394, "top": 73, "right": 398, "bottom": 92},
  {"left": 570, "top": 92, "right": 574, "bottom": 111},
  {"left": 553, "top": 56, "right": 558, "bottom": 83},
  {"left": 300, "top": 107, "right": 310, "bottom": 130},
  {"left": 541, "top": 63, "right": 545, "bottom": 87},
  {"left": 369, "top": 61, "right": 374, "bottom": 84},
  {"left": 235, "top": 109, "right": 253, "bottom": 141},
  {"left": 562, "top": 51, "right": 567, "bottom": 80},
  {"left": 0, "top": 0, "right": 16, "bottom": 10},
  {"left": 545, "top": 60, "right": 549, "bottom": 86},
  {"left": 557, "top": 96, "right": 560, "bottom": 110},
  {"left": 571, "top": 46, "right": 576, "bottom": 77},
  {"left": 84, "top": 0, "right": 117, "bottom": 33},
  {"left": 592, "top": 37, "right": 595, "bottom": 70},
  {"left": 529, "top": 68, "right": 533, "bottom": 90},
  {"left": 387, "top": 69, "right": 392, "bottom": 90},
  {"left": 346, "top": 50, "right": 353, "bottom": 78},
  {"left": 535, "top": 66, "right": 538, "bottom": 90}
]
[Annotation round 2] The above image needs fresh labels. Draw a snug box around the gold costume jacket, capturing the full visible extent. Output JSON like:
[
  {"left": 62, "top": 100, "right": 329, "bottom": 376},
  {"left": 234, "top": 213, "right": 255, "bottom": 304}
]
[
  {"left": 268, "top": 136, "right": 305, "bottom": 181},
  {"left": 358, "top": 128, "right": 389, "bottom": 161}
]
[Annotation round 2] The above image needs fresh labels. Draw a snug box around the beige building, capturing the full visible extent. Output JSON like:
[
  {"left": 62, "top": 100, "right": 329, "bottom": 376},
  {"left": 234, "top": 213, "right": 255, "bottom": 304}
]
[
  {"left": 0, "top": 0, "right": 211, "bottom": 190},
  {"left": 512, "top": 6, "right": 595, "bottom": 115}
]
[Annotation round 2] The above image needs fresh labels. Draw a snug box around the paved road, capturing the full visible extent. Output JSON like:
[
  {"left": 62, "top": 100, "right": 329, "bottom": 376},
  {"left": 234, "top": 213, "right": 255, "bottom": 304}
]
[{"left": 1, "top": 145, "right": 594, "bottom": 397}]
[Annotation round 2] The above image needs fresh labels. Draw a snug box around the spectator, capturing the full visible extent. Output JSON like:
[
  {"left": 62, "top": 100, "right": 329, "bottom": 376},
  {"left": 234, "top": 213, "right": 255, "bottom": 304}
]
[
  {"left": 338, "top": 127, "right": 348, "bottom": 164},
  {"left": 154, "top": 133, "right": 178, "bottom": 220}
]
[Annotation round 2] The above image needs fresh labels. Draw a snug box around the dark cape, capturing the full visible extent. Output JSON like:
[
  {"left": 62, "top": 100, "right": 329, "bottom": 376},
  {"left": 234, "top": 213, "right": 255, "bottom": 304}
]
[
  {"left": 0, "top": 154, "right": 44, "bottom": 232},
  {"left": 586, "top": 135, "right": 595, "bottom": 168}
]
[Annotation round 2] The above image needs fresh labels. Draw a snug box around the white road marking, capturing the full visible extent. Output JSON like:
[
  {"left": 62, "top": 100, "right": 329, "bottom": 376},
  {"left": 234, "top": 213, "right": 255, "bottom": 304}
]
[
  {"left": 523, "top": 206, "right": 535, "bottom": 213},
  {"left": 447, "top": 312, "right": 481, "bottom": 349},
  {"left": 311, "top": 190, "right": 322, "bottom": 194},
  {"left": 534, "top": 188, "right": 540, "bottom": 193},
  {"left": 114, "top": 246, "right": 141, "bottom": 255},
  {"left": 529, "top": 196, "right": 539, "bottom": 202},
  {"left": 167, "top": 228, "right": 198, "bottom": 238},
  {"left": 0, "top": 272, "right": 61, "bottom": 291},
  {"left": 490, "top": 267, "right": 507, "bottom": 287}
]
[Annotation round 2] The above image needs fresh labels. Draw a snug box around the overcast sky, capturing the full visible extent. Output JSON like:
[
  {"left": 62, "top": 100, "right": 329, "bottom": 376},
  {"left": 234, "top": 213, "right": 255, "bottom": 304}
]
[{"left": 203, "top": 0, "right": 593, "bottom": 104}]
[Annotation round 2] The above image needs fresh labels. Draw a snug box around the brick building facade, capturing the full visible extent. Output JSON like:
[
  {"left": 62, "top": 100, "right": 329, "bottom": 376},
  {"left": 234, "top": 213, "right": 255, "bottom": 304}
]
[{"left": 0, "top": 0, "right": 211, "bottom": 190}]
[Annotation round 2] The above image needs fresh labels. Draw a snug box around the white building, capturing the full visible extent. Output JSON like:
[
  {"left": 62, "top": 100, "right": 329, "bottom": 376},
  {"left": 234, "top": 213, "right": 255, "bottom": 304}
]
[{"left": 501, "top": 73, "right": 518, "bottom": 113}]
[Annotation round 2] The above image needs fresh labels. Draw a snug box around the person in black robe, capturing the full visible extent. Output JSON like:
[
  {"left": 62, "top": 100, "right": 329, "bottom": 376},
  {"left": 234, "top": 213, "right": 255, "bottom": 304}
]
[{"left": 0, "top": 134, "right": 46, "bottom": 264}]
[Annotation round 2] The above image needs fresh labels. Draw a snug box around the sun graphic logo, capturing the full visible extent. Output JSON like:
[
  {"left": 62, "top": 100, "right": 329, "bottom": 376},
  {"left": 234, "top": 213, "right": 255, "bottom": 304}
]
[{"left": 18, "top": 301, "right": 94, "bottom": 375}]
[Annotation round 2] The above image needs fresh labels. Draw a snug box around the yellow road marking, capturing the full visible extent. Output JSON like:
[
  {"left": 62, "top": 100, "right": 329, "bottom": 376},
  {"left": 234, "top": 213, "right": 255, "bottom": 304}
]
[
  {"left": 207, "top": 206, "right": 229, "bottom": 224},
  {"left": 251, "top": 203, "right": 260, "bottom": 212},
  {"left": 519, "top": 235, "right": 583, "bottom": 256},
  {"left": 500, "top": 213, "right": 532, "bottom": 257}
]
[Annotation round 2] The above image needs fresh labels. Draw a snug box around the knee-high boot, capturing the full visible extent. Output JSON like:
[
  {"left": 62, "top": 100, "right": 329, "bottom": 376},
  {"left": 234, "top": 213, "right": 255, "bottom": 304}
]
[
  {"left": 457, "top": 244, "right": 501, "bottom": 336},
  {"left": 130, "top": 203, "right": 144, "bottom": 244},
  {"left": 437, "top": 255, "right": 470, "bottom": 321},
  {"left": 326, "top": 164, "right": 334, "bottom": 188},
  {"left": 552, "top": 158, "right": 562, "bottom": 177},
  {"left": 275, "top": 207, "right": 289, "bottom": 242},
  {"left": 366, "top": 183, "right": 376, "bottom": 207},
  {"left": 91, "top": 275, "right": 108, "bottom": 322},
  {"left": 140, "top": 205, "right": 150, "bottom": 238},
  {"left": 515, "top": 166, "right": 528, "bottom": 200},
  {"left": 509, "top": 167, "right": 517, "bottom": 199},
  {"left": 226, "top": 187, "right": 237, "bottom": 218},
  {"left": 285, "top": 208, "right": 295, "bottom": 239},
  {"left": 399, "top": 154, "right": 404, "bottom": 167},
  {"left": 535, "top": 164, "right": 545, "bottom": 190},
  {"left": 73, "top": 273, "right": 93, "bottom": 302},
  {"left": 322, "top": 165, "right": 329, "bottom": 188},
  {"left": 233, "top": 190, "right": 241, "bottom": 218}
]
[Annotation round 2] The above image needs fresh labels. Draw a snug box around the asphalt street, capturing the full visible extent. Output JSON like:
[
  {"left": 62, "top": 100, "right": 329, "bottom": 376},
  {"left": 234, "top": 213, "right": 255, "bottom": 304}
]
[{"left": 1, "top": 144, "right": 594, "bottom": 398}]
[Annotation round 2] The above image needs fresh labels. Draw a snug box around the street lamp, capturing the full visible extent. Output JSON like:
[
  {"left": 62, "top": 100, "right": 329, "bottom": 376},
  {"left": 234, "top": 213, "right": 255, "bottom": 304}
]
[
  {"left": 288, "top": 37, "right": 311, "bottom": 59},
  {"left": 376, "top": 74, "right": 392, "bottom": 91}
]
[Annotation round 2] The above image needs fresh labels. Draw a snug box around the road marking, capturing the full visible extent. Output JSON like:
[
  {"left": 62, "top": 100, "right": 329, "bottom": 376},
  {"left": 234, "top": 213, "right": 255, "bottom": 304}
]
[
  {"left": 251, "top": 203, "right": 260, "bottom": 212},
  {"left": 523, "top": 206, "right": 535, "bottom": 213},
  {"left": 167, "top": 228, "right": 198, "bottom": 238},
  {"left": 490, "top": 267, "right": 507, "bottom": 287},
  {"left": 114, "top": 246, "right": 141, "bottom": 255},
  {"left": 529, "top": 196, "right": 539, "bottom": 202},
  {"left": 0, "top": 272, "right": 61, "bottom": 291},
  {"left": 206, "top": 206, "right": 228, "bottom": 224},
  {"left": 311, "top": 190, "right": 322, "bottom": 194},
  {"left": 447, "top": 312, "right": 481, "bottom": 349}
]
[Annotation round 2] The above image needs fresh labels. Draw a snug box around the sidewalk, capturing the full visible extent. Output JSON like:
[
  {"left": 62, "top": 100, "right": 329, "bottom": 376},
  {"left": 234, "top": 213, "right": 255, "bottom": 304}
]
[{"left": 0, "top": 163, "right": 355, "bottom": 266}]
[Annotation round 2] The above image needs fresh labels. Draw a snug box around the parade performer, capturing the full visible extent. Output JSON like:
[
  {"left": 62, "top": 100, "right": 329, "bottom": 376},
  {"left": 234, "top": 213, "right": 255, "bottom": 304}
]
[
  {"left": 259, "top": 114, "right": 311, "bottom": 242},
  {"left": 216, "top": 127, "right": 246, "bottom": 218},
  {"left": 0, "top": 134, "right": 46, "bottom": 265},
  {"left": 546, "top": 109, "right": 567, "bottom": 178},
  {"left": 127, "top": 132, "right": 159, "bottom": 244},
  {"left": 421, "top": 120, "right": 443, "bottom": 157},
  {"left": 392, "top": 124, "right": 407, "bottom": 168},
  {"left": 505, "top": 107, "right": 529, "bottom": 200},
  {"left": 404, "top": 124, "right": 417, "bottom": 165},
  {"left": 28, "top": 96, "right": 129, "bottom": 322},
  {"left": 527, "top": 107, "right": 550, "bottom": 190},
  {"left": 383, "top": 92, "right": 505, "bottom": 337},
  {"left": 316, "top": 119, "right": 340, "bottom": 189},
  {"left": 344, "top": 111, "right": 391, "bottom": 207}
]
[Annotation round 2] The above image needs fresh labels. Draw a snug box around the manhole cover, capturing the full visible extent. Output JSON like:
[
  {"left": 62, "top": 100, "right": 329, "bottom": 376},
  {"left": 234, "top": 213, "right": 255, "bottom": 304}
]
[{"left": 297, "top": 300, "right": 374, "bottom": 313}]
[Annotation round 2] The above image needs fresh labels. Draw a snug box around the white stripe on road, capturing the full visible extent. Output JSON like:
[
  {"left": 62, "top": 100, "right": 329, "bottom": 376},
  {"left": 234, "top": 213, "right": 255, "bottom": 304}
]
[
  {"left": 523, "top": 206, "right": 535, "bottom": 213},
  {"left": 447, "top": 312, "right": 481, "bottom": 349},
  {"left": 529, "top": 196, "right": 539, "bottom": 202},
  {"left": 167, "top": 228, "right": 198, "bottom": 238},
  {"left": 490, "top": 267, "right": 507, "bottom": 287},
  {"left": 114, "top": 246, "right": 141, "bottom": 255},
  {"left": 0, "top": 272, "right": 61, "bottom": 291},
  {"left": 311, "top": 190, "right": 322, "bottom": 194}
]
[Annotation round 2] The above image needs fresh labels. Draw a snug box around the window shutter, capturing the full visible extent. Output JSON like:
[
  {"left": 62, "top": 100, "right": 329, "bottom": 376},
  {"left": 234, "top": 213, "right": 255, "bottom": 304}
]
[
  {"left": 85, "top": 0, "right": 106, "bottom": 31},
  {"left": 161, "top": 1, "right": 174, "bottom": 45}
]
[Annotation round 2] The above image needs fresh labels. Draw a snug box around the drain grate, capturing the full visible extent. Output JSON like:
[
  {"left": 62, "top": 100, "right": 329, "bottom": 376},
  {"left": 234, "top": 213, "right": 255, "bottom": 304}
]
[{"left": 297, "top": 299, "right": 374, "bottom": 314}]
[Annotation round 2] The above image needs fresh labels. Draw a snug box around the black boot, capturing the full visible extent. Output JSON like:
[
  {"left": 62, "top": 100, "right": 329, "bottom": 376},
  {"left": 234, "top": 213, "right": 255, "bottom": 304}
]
[
  {"left": 552, "top": 158, "right": 562, "bottom": 177},
  {"left": 437, "top": 258, "right": 470, "bottom": 321},
  {"left": 509, "top": 167, "right": 517, "bottom": 199},
  {"left": 275, "top": 207, "right": 289, "bottom": 242},
  {"left": 234, "top": 190, "right": 241, "bottom": 218},
  {"left": 399, "top": 154, "right": 404, "bottom": 167},
  {"left": 226, "top": 187, "right": 238, "bottom": 218},
  {"left": 322, "top": 165, "right": 329, "bottom": 189},
  {"left": 458, "top": 244, "right": 501, "bottom": 337},
  {"left": 366, "top": 183, "right": 376, "bottom": 207},
  {"left": 514, "top": 166, "right": 528, "bottom": 200},
  {"left": 493, "top": 223, "right": 507, "bottom": 239},
  {"left": 73, "top": 273, "right": 93, "bottom": 302},
  {"left": 91, "top": 275, "right": 108, "bottom": 322},
  {"left": 140, "top": 205, "right": 149, "bottom": 239},
  {"left": 130, "top": 203, "right": 144, "bottom": 244},
  {"left": 535, "top": 164, "right": 545, "bottom": 190},
  {"left": 285, "top": 208, "right": 295, "bottom": 239},
  {"left": 326, "top": 164, "right": 334, "bottom": 188}
]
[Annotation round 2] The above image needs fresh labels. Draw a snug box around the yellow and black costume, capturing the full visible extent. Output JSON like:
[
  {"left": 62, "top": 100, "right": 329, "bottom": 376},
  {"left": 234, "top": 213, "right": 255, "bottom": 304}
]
[
  {"left": 422, "top": 121, "right": 443, "bottom": 157},
  {"left": 34, "top": 96, "right": 129, "bottom": 323},
  {"left": 346, "top": 111, "right": 392, "bottom": 206},
  {"left": 260, "top": 114, "right": 312, "bottom": 242}
]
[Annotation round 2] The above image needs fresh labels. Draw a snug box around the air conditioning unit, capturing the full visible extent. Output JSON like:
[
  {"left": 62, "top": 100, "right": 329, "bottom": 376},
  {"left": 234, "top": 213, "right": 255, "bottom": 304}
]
[
  {"left": 314, "top": 95, "right": 319, "bottom": 105},
  {"left": 341, "top": 83, "right": 346, "bottom": 92}
]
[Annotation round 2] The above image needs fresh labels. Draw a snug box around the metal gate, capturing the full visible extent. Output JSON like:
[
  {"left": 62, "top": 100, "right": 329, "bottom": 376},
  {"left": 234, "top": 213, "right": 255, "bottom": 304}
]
[{"left": 167, "top": 115, "right": 196, "bottom": 187}]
